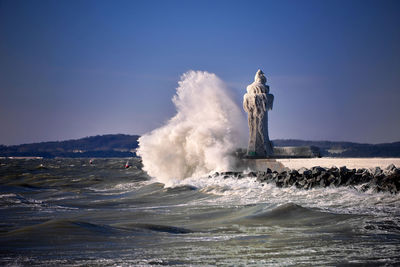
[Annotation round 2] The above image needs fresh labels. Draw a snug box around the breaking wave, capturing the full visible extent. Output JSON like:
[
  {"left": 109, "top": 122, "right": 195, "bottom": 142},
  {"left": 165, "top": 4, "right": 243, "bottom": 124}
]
[{"left": 137, "top": 71, "right": 246, "bottom": 185}]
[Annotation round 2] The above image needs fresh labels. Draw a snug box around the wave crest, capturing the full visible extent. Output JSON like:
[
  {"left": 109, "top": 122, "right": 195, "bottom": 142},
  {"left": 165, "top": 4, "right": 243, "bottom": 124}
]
[{"left": 137, "top": 71, "right": 246, "bottom": 185}]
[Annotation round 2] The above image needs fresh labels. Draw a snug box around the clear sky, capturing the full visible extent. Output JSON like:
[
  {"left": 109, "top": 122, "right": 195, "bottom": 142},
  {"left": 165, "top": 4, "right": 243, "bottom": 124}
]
[{"left": 0, "top": 0, "right": 399, "bottom": 145}]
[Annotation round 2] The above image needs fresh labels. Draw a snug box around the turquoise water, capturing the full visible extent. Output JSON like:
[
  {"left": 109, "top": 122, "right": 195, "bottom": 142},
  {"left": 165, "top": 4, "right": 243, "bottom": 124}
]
[{"left": 1, "top": 158, "right": 399, "bottom": 266}]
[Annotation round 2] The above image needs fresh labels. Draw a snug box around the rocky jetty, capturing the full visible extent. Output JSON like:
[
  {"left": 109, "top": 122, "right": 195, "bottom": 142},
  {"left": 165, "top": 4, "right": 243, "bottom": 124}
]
[{"left": 210, "top": 164, "right": 400, "bottom": 194}]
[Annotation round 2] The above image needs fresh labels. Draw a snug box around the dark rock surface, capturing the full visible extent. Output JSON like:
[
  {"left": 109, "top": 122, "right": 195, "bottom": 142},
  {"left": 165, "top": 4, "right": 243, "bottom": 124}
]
[{"left": 211, "top": 165, "right": 400, "bottom": 194}]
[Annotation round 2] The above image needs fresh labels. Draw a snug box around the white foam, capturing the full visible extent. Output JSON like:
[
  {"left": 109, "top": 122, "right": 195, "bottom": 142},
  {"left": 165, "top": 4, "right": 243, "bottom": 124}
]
[
  {"left": 178, "top": 174, "right": 400, "bottom": 217},
  {"left": 137, "top": 71, "right": 246, "bottom": 185}
]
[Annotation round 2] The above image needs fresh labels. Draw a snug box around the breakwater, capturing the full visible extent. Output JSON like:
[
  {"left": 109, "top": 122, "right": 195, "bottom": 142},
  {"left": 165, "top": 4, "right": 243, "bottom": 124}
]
[{"left": 211, "top": 164, "right": 400, "bottom": 194}]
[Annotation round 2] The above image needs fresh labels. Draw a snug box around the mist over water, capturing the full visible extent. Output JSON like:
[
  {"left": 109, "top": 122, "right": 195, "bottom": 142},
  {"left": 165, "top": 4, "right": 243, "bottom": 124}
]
[{"left": 137, "top": 71, "right": 246, "bottom": 184}]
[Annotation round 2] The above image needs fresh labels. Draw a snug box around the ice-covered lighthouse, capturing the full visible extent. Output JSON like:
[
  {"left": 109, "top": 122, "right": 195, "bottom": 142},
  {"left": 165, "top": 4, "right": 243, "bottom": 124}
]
[{"left": 243, "top": 69, "right": 274, "bottom": 157}]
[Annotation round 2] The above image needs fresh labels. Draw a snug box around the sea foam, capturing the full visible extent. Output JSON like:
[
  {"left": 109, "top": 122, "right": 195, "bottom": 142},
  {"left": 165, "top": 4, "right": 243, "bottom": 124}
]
[{"left": 137, "top": 71, "right": 246, "bottom": 185}]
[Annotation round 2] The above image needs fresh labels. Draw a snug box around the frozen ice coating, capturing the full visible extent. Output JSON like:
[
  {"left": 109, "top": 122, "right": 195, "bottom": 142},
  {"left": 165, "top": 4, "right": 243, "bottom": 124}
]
[
  {"left": 137, "top": 71, "right": 246, "bottom": 185},
  {"left": 243, "top": 69, "right": 274, "bottom": 157}
]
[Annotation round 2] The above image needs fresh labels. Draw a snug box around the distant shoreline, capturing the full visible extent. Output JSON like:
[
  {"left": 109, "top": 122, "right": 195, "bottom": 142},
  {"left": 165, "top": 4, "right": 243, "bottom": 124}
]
[
  {"left": 1, "top": 134, "right": 400, "bottom": 158},
  {"left": 0, "top": 157, "right": 43, "bottom": 159}
]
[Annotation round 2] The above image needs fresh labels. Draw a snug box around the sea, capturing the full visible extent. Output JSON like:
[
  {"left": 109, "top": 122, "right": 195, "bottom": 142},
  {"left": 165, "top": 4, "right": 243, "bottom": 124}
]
[{"left": 1, "top": 157, "right": 400, "bottom": 266}]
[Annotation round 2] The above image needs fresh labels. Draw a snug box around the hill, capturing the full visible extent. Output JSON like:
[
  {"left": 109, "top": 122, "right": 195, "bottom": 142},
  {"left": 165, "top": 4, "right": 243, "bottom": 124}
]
[
  {"left": 1, "top": 135, "right": 399, "bottom": 158},
  {"left": 0, "top": 134, "right": 139, "bottom": 158}
]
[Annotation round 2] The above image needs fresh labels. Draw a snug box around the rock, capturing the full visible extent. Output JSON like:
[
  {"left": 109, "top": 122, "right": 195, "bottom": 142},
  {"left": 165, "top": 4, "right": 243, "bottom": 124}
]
[
  {"left": 220, "top": 171, "right": 242, "bottom": 177},
  {"left": 307, "top": 177, "right": 316, "bottom": 187},
  {"left": 386, "top": 164, "right": 396, "bottom": 171},
  {"left": 311, "top": 166, "right": 325, "bottom": 176},
  {"left": 335, "top": 176, "right": 343, "bottom": 186},
  {"left": 373, "top": 167, "right": 383, "bottom": 176},
  {"left": 283, "top": 176, "right": 290, "bottom": 186},
  {"left": 360, "top": 172, "right": 372, "bottom": 184},
  {"left": 390, "top": 186, "right": 397, "bottom": 194},
  {"left": 339, "top": 166, "right": 348, "bottom": 177},
  {"left": 276, "top": 180, "right": 284, "bottom": 187},
  {"left": 257, "top": 171, "right": 266, "bottom": 177},
  {"left": 257, "top": 172, "right": 271, "bottom": 182},
  {"left": 356, "top": 168, "right": 366, "bottom": 174},
  {"left": 298, "top": 167, "right": 307, "bottom": 174},
  {"left": 303, "top": 169, "right": 312, "bottom": 177},
  {"left": 321, "top": 171, "right": 330, "bottom": 180},
  {"left": 326, "top": 167, "right": 339, "bottom": 178},
  {"left": 352, "top": 173, "right": 363, "bottom": 184},
  {"left": 247, "top": 172, "right": 257, "bottom": 177},
  {"left": 384, "top": 164, "right": 398, "bottom": 175},
  {"left": 328, "top": 166, "right": 339, "bottom": 172},
  {"left": 361, "top": 183, "right": 370, "bottom": 192},
  {"left": 328, "top": 174, "right": 336, "bottom": 185}
]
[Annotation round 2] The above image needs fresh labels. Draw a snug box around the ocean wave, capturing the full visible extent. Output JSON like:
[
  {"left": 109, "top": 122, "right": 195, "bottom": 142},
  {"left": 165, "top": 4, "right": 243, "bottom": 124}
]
[
  {"left": 137, "top": 71, "right": 246, "bottom": 184},
  {"left": 178, "top": 174, "right": 400, "bottom": 217}
]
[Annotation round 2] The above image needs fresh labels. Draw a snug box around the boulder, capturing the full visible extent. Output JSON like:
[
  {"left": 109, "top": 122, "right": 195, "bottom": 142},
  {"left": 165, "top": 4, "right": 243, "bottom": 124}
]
[
  {"left": 298, "top": 167, "right": 307, "bottom": 174},
  {"left": 386, "top": 164, "right": 396, "bottom": 172},
  {"left": 303, "top": 169, "right": 312, "bottom": 177},
  {"left": 373, "top": 167, "right": 383, "bottom": 176},
  {"left": 248, "top": 172, "right": 257, "bottom": 178},
  {"left": 311, "top": 166, "right": 325, "bottom": 176}
]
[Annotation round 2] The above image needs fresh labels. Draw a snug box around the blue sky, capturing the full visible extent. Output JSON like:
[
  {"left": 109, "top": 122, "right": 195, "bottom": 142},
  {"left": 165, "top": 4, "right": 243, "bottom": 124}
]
[{"left": 0, "top": 0, "right": 399, "bottom": 145}]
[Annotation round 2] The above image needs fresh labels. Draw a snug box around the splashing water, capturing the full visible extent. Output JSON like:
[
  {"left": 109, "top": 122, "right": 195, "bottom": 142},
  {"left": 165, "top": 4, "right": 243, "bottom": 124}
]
[{"left": 137, "top": 71, "right": 246, "bottom": 185}]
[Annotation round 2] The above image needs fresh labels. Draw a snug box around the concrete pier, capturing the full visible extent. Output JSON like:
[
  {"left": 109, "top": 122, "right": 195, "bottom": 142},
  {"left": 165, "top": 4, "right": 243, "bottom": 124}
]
[{"left": 234, "top": 158, "right": 288, "bottom": 173}]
